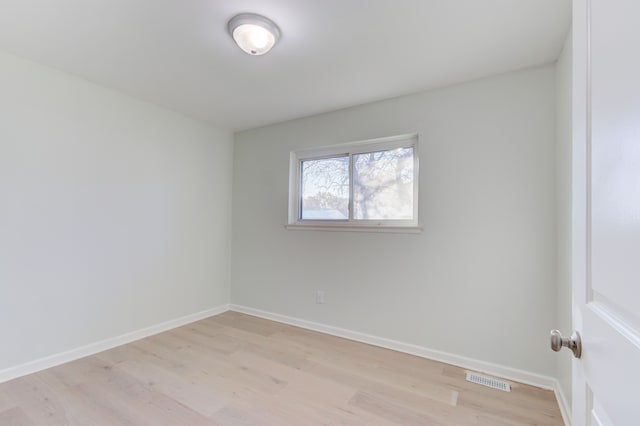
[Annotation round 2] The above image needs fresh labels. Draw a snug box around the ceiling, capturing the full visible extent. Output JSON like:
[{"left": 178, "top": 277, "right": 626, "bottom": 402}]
[{"left": 0, "top": 0, "right": 571, "bottom": 131}]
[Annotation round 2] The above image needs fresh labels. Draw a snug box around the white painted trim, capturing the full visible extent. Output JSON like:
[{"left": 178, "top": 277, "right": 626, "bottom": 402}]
[
  {"left": 1, "top": 301, "right": 570, "bottom": 424},
  {"left": 285, "top": 224, "right": 422, "bottom": 234},
  {"left": 0, "top": 304, "right": 230, "bottom": 384},
  {"left": 230, "top": 304, "right": 558, "bottom": 391},
  {"left": 553, "top": 379, "right": 573, "bottom": 426}
]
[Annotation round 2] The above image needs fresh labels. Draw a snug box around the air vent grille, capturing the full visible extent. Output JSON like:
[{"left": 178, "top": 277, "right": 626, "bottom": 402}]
[{"left": 465, "top": 372, "right": 511, "bottom": 392}]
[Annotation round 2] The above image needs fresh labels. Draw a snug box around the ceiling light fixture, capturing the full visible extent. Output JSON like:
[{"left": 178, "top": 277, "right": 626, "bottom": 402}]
[{"left": 228, "top": 13, "right": 280, "bottom": 56}]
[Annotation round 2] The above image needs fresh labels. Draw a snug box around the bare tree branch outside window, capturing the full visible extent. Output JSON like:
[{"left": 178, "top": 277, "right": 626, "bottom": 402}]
[
  {"left": 299, "top": 147, "right": 414, "bottom": 221},
  {"left": 353, "top": 147, "right": 413, "bottom": 220},
  {"left": 301, "top": 156, "right": 349, "bottom": 220}
]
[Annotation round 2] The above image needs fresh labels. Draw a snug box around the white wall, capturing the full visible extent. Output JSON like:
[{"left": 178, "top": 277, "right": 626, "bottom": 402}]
[
  {"left": 0, "top": 51, "right": 233, "bottom": 372},
  {"left": 233, "top": 65, "right": 558, "bottom": 376},
  {"left": 555, "top": 31, "right": 573, "bottom": 407}
]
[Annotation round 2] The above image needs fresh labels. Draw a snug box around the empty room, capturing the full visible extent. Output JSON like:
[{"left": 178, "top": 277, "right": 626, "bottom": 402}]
[{"left": 1, "top": 0, "right": 637, "bottom": 425}]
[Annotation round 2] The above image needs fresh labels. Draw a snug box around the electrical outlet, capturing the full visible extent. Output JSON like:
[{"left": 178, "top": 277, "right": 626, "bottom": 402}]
[{"left": 316, "top": 290, "right": 325, "bottom": 304}]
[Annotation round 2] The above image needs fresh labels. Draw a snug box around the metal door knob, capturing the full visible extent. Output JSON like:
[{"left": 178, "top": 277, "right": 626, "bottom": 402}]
[{"left": 550, "top": 329, "right": 582, "bottom": 358}]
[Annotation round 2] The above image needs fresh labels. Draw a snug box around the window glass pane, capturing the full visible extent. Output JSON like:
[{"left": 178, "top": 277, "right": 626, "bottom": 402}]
[
  {"left": 353, "top": 147, "right": 414, "bottom": 220},
  {"left": 301, "top": 156, "right": 349, "bottom": 220}
]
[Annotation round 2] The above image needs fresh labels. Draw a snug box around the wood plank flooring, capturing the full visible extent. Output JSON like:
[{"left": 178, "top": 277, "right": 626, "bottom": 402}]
[{"left": 0, "top": 312, "right": 564, "bottom": 425}]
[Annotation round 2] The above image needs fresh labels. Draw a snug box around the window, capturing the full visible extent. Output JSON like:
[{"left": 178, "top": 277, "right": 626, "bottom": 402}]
[{"left": 288, "top": 134, "right": 420, "bottom": 231}]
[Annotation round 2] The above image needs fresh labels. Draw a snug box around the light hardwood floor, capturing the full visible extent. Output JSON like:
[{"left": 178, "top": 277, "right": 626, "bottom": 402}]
[{"left": 0, "top": 312, "right": 563, "bottom": 425}]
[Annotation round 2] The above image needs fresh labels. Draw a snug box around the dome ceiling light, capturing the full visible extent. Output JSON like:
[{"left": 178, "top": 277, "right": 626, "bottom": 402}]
[{"left": 228, "top": 13, "right": 280, "bottom": 56}]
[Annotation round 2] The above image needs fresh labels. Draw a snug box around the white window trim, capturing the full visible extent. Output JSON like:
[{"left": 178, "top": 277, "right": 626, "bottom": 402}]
[{"left": 287, "top": 133, "right": 421, "bottom": 233}]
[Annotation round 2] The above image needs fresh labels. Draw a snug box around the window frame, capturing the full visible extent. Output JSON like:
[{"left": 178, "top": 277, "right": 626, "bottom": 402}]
[{"left": 287, "top": 133, "right": 421, "bottom": 232}]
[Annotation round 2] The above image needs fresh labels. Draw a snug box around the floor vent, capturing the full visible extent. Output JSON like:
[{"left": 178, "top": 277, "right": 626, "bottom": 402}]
[{"left": 465, "top": 372, "right": 511, "bottom": 392}]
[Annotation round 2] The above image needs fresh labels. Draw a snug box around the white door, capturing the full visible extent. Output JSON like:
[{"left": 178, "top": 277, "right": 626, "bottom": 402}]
[{"left": 571, "top": 0, "right": 640, "bottom": 425}]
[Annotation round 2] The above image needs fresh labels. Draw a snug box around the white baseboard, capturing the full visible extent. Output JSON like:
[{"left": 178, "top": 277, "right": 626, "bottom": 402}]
[
  {"left": 553, "top": 379, "right": 572, "bottom": 426},
  {"left": 230, "top": 304, "right": 558, "bottom": 391},
  {"left": 0, "top": 304, "right": 230, "bottom": 384},
  {"left": 1, "top": 302, "right": 572, "bottom": 425}
]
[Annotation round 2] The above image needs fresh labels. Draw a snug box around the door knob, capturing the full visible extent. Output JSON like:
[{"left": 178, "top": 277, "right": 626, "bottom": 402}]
[{"left": 550, "top": 329, "right": 582, "bottom": 358}]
